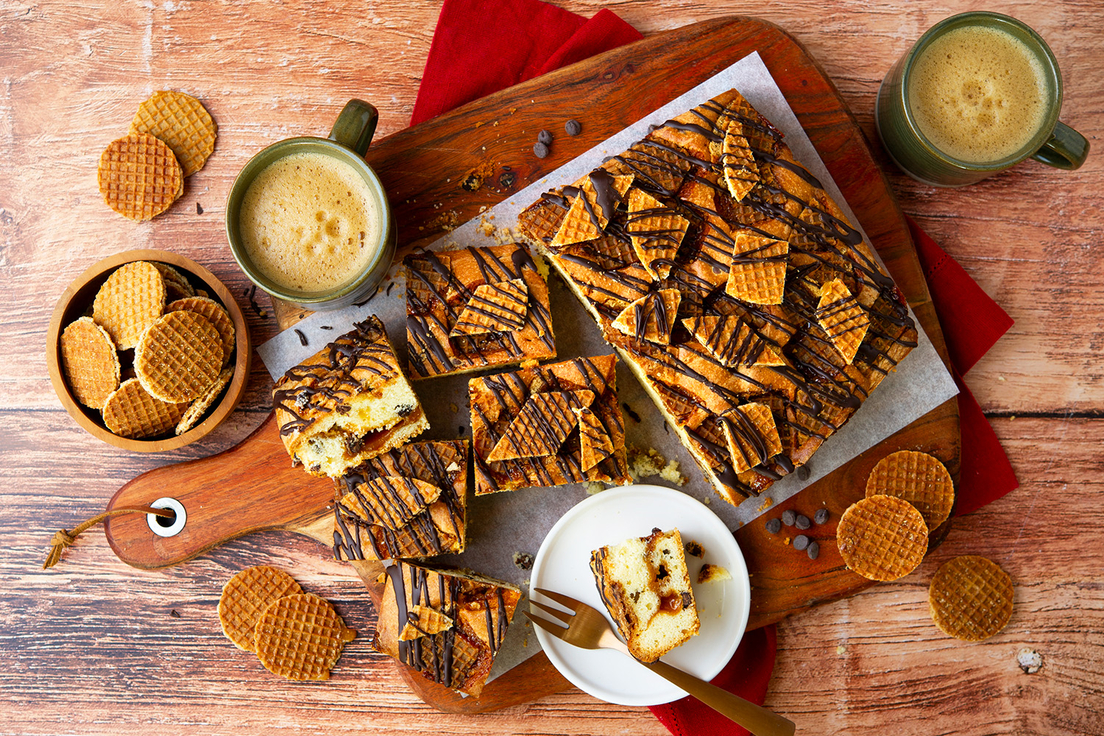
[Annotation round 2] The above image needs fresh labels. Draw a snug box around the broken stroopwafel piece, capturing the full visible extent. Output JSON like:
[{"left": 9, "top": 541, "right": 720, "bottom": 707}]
[
  {"left": 254, "top": 592, "right": 356, "bottom": 681},
  {"left": 449, "top": 278, "right": 529, "bottom": 337},
  {"left": 720, "top": 120, "right": 759, "bottom": 201},
  {"left": 218, "top": 565, "right": 303, "bottom": 653},
  {"left": 167, "top": 296, "right": 236, "bottom": 367},
  {"left": 152, "top": 262, "right": 196, "bottom": 301},
  {"left": 130, "top": 90, "right": 217, "bottom": 177},
  {"left": 929, "top": 555, "right": 1014, "bottom": 641},
  {"left": 549, "top": 171, "right": 634, "bottom": 248},
  {"left": 59, "top": 317, "right": 120, "bottom": 410},
  {"left": 576, "top": 405, "right": 615, "bottom": 472},
  {"left": 487, "top": 390, "right": 595, "bottom": 462},
  {"left": 175, "top": 366, "right": 234, "bottom": 435},
  {"left": 682, "top": 315, "right": 784, "bottom": 368},
  {"left": 726, "top": 232, "right": 788, "bottom": 305},
  {"left": 625, "top": 188, "right": 688, "bottom": 279},
  {"left": 720, "top": 402, "right": 782, "bottom": 473},
  {"left": 101, "top": 378, "right": 188, "bottom": 438},
  {"left": 866, "top": 450, "right": 955, "bottom": 530},
  {"left": 398, "top": 605, "right": 455, "bottom": 641},
  {"left": 134, "top": 310, "right": 222, "bottom": 403},
  {"left": 817, "top": 278, "right": 870, "bottom": 365},
  {"left": 97, "top": 132, "right": 184, "bottom": 220},
  {"left": 92, "top": 260, "right": 166, "bottom": 350},
  {"left": 612, "top": 289, "right": 681, "bottom": 346},
  {"left": 837, "top": 495, "right": 928, "bottom": 582}
]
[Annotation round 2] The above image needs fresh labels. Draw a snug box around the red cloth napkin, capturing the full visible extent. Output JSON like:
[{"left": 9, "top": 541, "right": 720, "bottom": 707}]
[
  {"left": 412, "top": 3, "right": 1017, "bottom": 734},
  {"left": 410, "top": 0, "right": 642, "bottom": 125}
]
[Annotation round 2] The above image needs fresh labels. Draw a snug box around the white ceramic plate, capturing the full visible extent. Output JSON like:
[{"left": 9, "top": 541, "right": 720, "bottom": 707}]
[{"left": 529, "top": 484, "right": 751, "bottom": 706}]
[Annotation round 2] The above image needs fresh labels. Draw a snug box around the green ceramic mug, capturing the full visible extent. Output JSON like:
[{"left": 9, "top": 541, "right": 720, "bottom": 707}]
[
  {"left": 226, "top": 99, "right": 396, "bottom": 310},
  {"left": 876, "top": 12, "right": 1088, "bottom": 187}
]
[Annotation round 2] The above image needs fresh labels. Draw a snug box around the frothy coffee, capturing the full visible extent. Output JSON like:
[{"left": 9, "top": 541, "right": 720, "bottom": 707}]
[
  {"left": 239, "top": 152, "right": 381, "bottom": 293},
  {"left": 908, "top": 25, "right": 1048, "bottom": 163}
]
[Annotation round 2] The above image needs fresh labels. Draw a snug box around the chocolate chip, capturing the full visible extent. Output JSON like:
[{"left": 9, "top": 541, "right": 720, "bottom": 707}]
[
  {"left": 814, "top": 508, "right": 830, "bottom": 525},
  {"left": 807, "top": 541, "right": 820, "bottom": 560},
  {"left": 781, "top": 509, "right": 796, "bottom": 526},
  {"left": 797, "top": 466, "right": 810, "bottom": 481},
  {"left": 565, "top": 119, "right": 582, "bottom": 136},
  {"left": 195, "top": 202, "right": 203, "bottom": 215},
  {"left": 170, "top": 609, "right": 181, "bottom": 618},
  {"left": 795, "top": 514, "right": 811, "bottom": 530},
  {"left": 765, "top": 518, "right": 781, "bottom": 534},
  {"left": 533, "top": 141, "right": 550, "bottom": 159},
  {"left": 294, "top": 329, "right": 308, "bottom": 346},
  {"left": 793, "top": 534, "right": 809, "bottom": 551},
  {"left": 538, "top": 129, "right": 553, "bottom": 145}
]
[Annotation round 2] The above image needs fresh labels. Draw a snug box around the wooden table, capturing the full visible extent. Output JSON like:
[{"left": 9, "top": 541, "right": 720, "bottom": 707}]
[{"left": 3, "top": 1, "right": 1102, "bottom": 734}]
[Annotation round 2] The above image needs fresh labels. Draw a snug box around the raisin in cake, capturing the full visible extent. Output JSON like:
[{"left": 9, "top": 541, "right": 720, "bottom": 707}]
[
  {"left": 590, "top": 528, "right": 700, "bottom": 662},
  {"left": 333, "top": 440, "right": 468, "bottom": 560},
  {"left": 518, "top": 88, "right": 918, "bottom": 505},
  {"left": 373, "top": 561, "right": 521, "bottom": 697},
  {"left": 272, "top": 317, "right": 428, "bottom": 477}
]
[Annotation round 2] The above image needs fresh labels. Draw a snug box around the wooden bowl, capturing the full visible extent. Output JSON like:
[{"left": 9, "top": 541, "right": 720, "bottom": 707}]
[{"left": 46, "top": 250, "right": 251, "bottom": 452}]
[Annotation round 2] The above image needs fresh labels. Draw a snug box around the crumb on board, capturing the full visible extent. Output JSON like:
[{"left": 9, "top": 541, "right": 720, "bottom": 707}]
[{"left": 758, "top": 497, "right": 774, "bottom": 512}]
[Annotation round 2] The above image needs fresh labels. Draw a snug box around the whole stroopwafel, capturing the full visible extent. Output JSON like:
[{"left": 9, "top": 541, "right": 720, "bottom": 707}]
[
  {"left": 130, "top": 91, "right": 217, "bottom": 176},
  {"left": 97, "top": 132, "right": 183, "bottom": 220},
  {"left": 135, "top": 310, "right": 222, "bottom": 403},
  {"left": 866, "top": 450, "right": 955, "bottom": 530},
  {"left": 218, "top": 566, "right": 302, "bottom": 653},
  {"left": 176, "top": 366, "right": 234, "bottom": 435},
  {"left": 167, "top": 296, "right": 235, "bottom": 366},
  {"left": 929, "top": 555, "right": 1013, "bottom": 641},
  {"left": 59, "top": 317, "right": 120, "bottom": 410},
  {"left": 254, "top": 593, "right": 356, "bottom": 681},
  {"left": 101, "top": 378, "right": 187, "bottom": 438},
  {"left": 92, "top": 260, "right": 166, "bottom": 350},
  {"left": 837, "top": 495, "right": 929, "bottom": 582}
]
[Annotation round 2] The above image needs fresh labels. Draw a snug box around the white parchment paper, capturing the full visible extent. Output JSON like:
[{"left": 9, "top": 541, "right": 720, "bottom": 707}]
[{"left": 258, "top": 52, "right": 959, "bottom": 682}]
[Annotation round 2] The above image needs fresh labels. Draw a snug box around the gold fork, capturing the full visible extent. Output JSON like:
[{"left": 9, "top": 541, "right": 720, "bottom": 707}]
[{"left": 527, "top": 588, "right": 796, "bottom": 736}]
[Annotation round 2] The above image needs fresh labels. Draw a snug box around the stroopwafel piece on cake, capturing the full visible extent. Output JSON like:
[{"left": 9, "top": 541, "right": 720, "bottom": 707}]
[
  {"left": 866, "top": 450, "right": 955, "bottom": 530},
  {"left": 590, "top": 527, "right": 700, "bottom": 662},
  {"left": 373, "top": 561, "right": 521, "bottom": 696},
  {"left": 92, "top": 260, "right": 167, "bottom": 351},
  {"left": 928, "top": 555, "right": 1014, "bottom": 641},
  {"left": 97, "top": 132, "right": 184, "bottom": 220},
  {"left": 404, "top": 243, "right": 556, "bottom": 379},
  {"left": 469, "top": 354, "right": 631, "bottom": 495},
  {"left": 272, "top": 316, "right": 428, "bottom": 478},
  {"left": 253, "top": 592, "right": 356, "bottom": 681},
  {"left": 218, "top": 565, "right": 303, "bottom": 653},
  {"left": 333, "top": 440, "right": 468, "bottom": 561},
  {"left": 129, "top": 90, "right": 217, "bottom": 177},
  {"left": 60, "top": 317, "right": 120, "bottom": 410},
  {"left": 517, "top": 87, "right": 919, "bottom": 505},
  {"left": 837, "top": 495, "right": 929, "bottom": 582}
]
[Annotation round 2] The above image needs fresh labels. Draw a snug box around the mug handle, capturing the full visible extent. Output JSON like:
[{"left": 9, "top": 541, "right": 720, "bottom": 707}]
[
  {"left": 1031, "top": 121, "right": 1089, "bottom": 170},
  {"left": 329, "top": 99, "right": 379, "bottom": 157}
]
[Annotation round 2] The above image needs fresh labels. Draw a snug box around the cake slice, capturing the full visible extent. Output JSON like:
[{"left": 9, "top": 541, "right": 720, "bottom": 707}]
[
  {"left": 590, "top": 528, "right": 700, "bottom": 662},
  {"left": 469, "top": 354, "right": 631, "bottom": 494},
  {"left": 272, "top": 317, "right": 428, "bottom": 477},
  {"left": 404, "top": 243, "right": 556, "bottom": 379},
  {"left": 333, "top": 440, "right": 468, "bottom": 560},
  {"left": 372, "top": 561, "right": 521, "bottom": 697}
]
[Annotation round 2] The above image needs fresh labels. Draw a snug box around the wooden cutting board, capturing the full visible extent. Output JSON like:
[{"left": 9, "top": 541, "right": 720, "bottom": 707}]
[{"left": 106, "top": 15, "right": 959, "bottom": 713}]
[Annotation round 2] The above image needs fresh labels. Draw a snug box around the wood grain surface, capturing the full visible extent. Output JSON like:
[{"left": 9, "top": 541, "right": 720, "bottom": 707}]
[{"left": 2, "top": 1, "right": 1102, "bottom": 735}]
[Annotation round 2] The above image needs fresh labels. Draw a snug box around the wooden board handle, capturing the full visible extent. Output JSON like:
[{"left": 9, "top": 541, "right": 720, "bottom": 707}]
[{"left": 104, "top": 413, "right": 336, "bottom": 569}]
